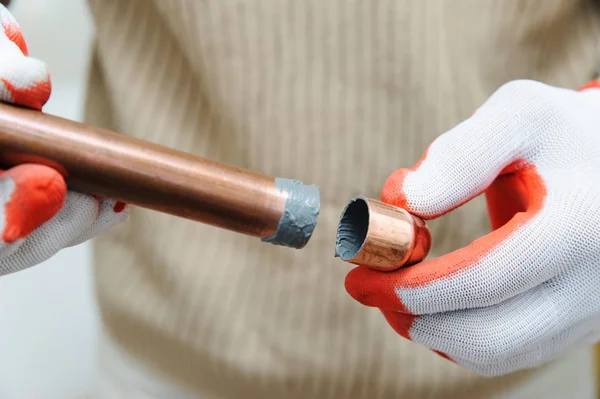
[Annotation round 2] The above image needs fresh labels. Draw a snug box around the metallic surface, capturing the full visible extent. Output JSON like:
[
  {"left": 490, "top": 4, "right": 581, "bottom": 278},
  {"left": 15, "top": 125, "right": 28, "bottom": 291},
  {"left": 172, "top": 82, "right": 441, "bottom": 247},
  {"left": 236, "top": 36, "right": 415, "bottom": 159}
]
[
  {"left": 335, "top": 197, "right": 431, "bottom": 271},
  {"left": 0, "top": 103, "right": 318, "bottom": 247}
]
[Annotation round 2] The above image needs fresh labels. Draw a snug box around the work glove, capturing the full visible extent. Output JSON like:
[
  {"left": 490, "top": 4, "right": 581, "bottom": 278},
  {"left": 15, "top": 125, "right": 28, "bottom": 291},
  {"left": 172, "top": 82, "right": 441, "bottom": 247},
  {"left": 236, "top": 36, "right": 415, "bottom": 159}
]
[
  {"left": 345, "top": 79, "right": 600, "bottom": 376},
  {"left": 0, "top": 5, "right": 128, "bottom": 276}
]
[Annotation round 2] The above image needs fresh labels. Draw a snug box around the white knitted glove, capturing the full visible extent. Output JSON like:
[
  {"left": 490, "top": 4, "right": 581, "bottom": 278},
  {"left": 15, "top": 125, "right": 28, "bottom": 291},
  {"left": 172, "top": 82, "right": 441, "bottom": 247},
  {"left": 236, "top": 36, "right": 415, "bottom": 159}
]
[
  {"left": 0, "top": 5, "right": 128, "bottom": 276},
  {"left": 345, "top": 79, "right": 600, "bottom": 376}
]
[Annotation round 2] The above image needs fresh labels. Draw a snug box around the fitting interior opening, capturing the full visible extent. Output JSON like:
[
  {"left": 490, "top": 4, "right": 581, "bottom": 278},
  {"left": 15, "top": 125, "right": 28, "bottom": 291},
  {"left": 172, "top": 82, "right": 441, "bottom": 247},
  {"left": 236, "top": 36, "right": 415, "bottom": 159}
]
[{"left": 335, "top": 197, "right": 370, "bottom": 261}]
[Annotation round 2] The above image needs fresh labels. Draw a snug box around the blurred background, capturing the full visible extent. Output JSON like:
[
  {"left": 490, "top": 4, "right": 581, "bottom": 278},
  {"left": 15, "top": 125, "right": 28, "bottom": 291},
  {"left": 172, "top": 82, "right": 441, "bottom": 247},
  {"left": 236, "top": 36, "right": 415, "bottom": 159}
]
[
  {"left": 0, "top": 1, "right": 97, "bottom": 398},
  {"left": 0, "top": 2, "right": 598, "bottom": 399}
]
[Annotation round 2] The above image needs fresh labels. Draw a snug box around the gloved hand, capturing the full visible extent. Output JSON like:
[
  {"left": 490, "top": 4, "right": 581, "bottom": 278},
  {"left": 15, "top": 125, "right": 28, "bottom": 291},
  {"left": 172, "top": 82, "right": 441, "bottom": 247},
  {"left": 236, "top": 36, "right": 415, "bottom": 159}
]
[
  {"left": 0, "top": 5, "right": 128, "bottom": 276},
  {"left": 345, "top": 79, "right": 600, "bottom": 376}
]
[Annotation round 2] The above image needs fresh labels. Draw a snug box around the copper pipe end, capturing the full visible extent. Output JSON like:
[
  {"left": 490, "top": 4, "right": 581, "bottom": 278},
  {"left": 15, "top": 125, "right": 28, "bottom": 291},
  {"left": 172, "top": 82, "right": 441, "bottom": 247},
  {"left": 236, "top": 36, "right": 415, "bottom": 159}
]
[
  {"left": 335, "top": 197, "right": 431, "bottom": 271},
  {"left": 261, "top": 178, "right": 320, "bottom": 249},
  {"left": 0, "top": 102, "right": 320, "bottom": 250}
]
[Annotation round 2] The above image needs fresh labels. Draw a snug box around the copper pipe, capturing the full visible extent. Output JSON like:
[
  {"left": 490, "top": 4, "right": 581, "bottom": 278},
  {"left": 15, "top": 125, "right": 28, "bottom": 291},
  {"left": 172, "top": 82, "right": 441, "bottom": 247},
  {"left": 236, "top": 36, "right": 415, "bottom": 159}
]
[
  {"left": 335, "top": 197, "right": 431, "bottom": 270},
  {"left": 0, "top": 103, "right": 320, "bottom": 249}
]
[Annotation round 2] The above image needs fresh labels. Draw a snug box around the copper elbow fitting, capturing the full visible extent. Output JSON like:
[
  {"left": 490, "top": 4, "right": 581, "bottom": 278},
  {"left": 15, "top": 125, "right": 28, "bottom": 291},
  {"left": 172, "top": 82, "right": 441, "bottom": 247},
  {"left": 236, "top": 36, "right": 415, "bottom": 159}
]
[{"left": 335, "top": 197, "right": 431, "bottom": 271}]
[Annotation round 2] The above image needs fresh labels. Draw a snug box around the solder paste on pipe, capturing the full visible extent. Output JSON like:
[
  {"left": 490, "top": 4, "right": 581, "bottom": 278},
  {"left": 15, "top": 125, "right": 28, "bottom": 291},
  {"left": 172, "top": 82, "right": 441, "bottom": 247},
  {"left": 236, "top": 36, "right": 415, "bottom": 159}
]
[
  {"left": 262, "top": 178, "right": 320, "bottom": 249},
  {"left": 334, "top": 196, "right": 369, "bottom": 259}
]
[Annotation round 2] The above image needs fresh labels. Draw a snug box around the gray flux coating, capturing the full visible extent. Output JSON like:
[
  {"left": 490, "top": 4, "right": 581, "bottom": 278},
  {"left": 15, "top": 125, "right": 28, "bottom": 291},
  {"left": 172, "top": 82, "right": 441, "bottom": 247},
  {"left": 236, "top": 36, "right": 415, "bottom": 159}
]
[
  {"left": 334, "top": 196, "right": 370, "bottom": 260},
  {"left": 262, "top": 178, "right": 320, "bottom": 249}
]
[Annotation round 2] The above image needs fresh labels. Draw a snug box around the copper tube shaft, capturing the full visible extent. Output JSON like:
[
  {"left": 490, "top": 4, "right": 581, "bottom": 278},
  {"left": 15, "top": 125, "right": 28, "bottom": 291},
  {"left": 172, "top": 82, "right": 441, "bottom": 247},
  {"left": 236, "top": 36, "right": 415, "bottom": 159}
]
[
  {"left": 335, "top": 197, "right": 431, "bottom": 270},
  {"left": 0, "top": 103, "right": 320, "bottom": 249}
]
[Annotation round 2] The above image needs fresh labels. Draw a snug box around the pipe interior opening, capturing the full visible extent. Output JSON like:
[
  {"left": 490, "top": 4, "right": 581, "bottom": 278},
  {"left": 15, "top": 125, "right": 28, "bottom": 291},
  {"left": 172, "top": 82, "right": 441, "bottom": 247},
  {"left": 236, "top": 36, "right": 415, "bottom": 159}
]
[{"left": 335, "top": 197, "right": 370, "bottom": 261}]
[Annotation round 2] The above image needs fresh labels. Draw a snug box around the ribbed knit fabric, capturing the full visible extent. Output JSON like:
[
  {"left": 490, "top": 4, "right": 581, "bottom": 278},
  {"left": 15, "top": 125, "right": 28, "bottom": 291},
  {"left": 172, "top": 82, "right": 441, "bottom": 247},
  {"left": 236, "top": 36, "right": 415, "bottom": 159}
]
[{"left": 84, "top": 1, "right": 600, "bottom": 398}]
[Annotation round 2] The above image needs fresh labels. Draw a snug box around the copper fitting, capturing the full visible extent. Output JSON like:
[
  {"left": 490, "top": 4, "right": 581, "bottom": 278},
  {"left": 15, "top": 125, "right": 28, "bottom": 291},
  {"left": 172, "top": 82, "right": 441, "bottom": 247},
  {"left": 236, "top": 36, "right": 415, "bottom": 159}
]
[
  {"left": 0, "top": 103, "right": 320, "bottom": 249},
  {"left": 335, "top": 197, "right": 431, "bottom": 271}
]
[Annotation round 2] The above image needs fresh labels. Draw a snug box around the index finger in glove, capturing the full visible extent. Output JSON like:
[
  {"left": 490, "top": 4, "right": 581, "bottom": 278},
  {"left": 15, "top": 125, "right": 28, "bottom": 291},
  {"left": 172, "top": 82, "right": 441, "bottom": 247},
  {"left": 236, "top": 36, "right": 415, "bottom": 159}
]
[
  {"left": 0, "top": 4, "right": 51, "bottom": 110},
  {"left": 345, "top": 81, "right": 565, "bottom": 315}
]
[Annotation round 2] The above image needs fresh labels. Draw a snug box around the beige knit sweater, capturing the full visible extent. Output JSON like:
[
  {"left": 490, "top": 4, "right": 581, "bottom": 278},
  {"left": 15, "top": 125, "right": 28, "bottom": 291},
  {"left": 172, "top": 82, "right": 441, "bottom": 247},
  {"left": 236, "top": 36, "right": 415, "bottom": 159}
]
[{"left": 84, "top": 1, "right": 600, "bottom": 398}]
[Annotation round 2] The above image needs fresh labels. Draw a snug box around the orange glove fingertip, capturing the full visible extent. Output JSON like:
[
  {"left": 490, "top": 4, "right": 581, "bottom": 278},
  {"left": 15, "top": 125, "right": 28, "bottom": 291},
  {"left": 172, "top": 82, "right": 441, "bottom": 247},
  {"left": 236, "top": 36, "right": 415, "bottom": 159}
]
[
  {"left": 2, "top": 164, "right": 66, "bottom": 242},
  {"left": 381, "top": 143, "right": 432, "bottom": 214},
  {"left": 113, "top": 201, "right": 127, "bottom": 213},
  {"left": 0, "top": 10, "right": 28, "bottom": 55},
  {"left": 1, "top": 73, "right": 52, "bottom": 111},
  {"left": 381, "top": 168, "right": 409, "bottom": 208},
  {"left": 577, "top": 80, "right": 600, "bottom": 92}
]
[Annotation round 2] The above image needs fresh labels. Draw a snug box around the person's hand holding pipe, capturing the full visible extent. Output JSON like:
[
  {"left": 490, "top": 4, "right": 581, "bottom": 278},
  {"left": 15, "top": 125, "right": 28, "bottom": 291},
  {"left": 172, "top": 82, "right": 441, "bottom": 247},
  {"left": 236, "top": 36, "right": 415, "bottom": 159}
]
[
  {"left": 344, "top": 79, "right": 600, "bottom": 376},
  {"left": 0, "top": 5, "right": 128, "bottom": 276}
]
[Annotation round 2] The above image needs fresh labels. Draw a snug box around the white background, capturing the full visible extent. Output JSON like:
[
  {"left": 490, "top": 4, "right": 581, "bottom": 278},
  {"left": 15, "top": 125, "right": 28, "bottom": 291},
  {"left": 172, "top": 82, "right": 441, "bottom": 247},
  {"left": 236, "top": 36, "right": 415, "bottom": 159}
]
[{"left": 0, "top": 1, "right": 98, "bottom": 398}]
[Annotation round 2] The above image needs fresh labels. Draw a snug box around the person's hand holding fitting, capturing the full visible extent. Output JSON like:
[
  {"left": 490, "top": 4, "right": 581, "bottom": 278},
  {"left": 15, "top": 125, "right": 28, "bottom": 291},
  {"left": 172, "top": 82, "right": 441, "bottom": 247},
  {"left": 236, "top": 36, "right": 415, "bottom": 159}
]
[{"left": 345, "top": 79, "right": 600, "bottom": 376}]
